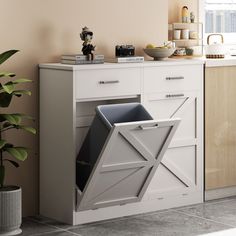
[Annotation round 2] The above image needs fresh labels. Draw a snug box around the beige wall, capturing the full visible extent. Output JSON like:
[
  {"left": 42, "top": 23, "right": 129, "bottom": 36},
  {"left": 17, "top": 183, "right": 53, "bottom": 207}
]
[{"left": 0, "top": 0, "right": 168, "bottom": 216}]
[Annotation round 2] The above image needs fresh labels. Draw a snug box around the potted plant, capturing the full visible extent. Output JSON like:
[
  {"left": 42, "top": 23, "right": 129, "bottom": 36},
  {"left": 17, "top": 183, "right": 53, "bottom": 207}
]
[{"left": 0, "top": 50, "right": 36, "bottom": 235}]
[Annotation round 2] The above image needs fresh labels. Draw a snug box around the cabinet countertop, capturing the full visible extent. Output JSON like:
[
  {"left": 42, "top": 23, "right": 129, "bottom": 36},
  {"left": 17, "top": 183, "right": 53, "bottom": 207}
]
[
  {"left": 39, "top": 59, "right": 204, "bottom": 71},
  {"left": 40, "top": 56, "right": 236, "bottom": 70}
]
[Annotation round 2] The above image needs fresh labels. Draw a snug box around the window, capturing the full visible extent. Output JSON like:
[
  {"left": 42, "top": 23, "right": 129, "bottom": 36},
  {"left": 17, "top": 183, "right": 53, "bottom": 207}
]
[{"left": 203, "top": 0, "right": 236, "bottom": 44}]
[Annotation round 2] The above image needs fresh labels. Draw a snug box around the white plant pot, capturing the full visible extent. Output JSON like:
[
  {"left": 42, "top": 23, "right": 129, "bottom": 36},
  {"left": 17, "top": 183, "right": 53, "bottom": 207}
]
[{"left": 0, "top": 186, "right": 22, "bottom": 235}]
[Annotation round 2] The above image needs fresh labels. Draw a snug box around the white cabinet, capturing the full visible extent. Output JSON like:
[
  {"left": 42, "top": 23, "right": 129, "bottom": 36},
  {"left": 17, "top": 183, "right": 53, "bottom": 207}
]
[{"left": 39, "top": 61, "right": 204, "bottom": 225}]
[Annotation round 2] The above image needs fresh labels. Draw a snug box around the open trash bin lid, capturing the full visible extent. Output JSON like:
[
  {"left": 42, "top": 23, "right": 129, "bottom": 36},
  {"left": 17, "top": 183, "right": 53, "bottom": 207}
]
[{"left": 76, "top": 103, "right": 180, "bottom": 211}]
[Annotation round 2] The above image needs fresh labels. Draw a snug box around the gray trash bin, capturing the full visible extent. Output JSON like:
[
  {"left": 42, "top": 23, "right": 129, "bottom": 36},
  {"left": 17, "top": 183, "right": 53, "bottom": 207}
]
[{"left": 76, "top": 103, "right": 153, "bottom": 191}]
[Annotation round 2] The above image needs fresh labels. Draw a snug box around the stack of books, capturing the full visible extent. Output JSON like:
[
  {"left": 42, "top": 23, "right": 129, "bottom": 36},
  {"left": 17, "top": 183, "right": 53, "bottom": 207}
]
[
  {"left": 106, "top": 56, "right": 144, "bottom": 63},
  {"left": 61, "top": 54, "right": 104, "bottom": 65}
]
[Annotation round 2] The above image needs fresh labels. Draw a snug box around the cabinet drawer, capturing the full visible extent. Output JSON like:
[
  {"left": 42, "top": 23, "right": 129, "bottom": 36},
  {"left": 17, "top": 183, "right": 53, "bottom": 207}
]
[
  {"left": 75, "top": 68, "right": 141, "bottom": 100},
  {"left": 144, "top": 65, "right": 202, "bottom": 93}
]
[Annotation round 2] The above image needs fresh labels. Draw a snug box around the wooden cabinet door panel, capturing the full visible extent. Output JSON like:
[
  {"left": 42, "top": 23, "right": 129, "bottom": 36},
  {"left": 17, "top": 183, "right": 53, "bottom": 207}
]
[{"left": 205, "top": 66, "right": 236, "bottom": 190}]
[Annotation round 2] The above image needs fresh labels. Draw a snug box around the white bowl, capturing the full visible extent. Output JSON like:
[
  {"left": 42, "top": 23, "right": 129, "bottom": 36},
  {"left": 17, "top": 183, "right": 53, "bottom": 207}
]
[{"left": 144, "top": 47, "right": 175, "bottom": 60}]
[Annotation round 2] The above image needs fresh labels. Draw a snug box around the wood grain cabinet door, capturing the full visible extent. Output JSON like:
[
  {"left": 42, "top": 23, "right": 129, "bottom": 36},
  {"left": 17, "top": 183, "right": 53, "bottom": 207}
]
[
  {"left": 143, "top": 91, "right": 203, "bottom": 199},
  {"left": 205, "top": 66, "right": 236, "bottom": 190}
]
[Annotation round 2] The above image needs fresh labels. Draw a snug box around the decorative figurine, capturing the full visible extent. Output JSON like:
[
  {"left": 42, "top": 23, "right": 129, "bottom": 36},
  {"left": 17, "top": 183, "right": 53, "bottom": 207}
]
[
  {"left": 80, "top": 26, "right": 95, "bottom": 60},
  {"left": 190, "top": 12, "right": 195, "bottom": 23},
  {"left": 182, "top": 6, "right": 189, "bottom": 23}
]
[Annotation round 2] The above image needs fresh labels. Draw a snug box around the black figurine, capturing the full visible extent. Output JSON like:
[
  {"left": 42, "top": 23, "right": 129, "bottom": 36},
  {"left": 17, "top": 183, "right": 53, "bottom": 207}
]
[{"left": 80, "top": 27, "right": 96, "bottom": 60}]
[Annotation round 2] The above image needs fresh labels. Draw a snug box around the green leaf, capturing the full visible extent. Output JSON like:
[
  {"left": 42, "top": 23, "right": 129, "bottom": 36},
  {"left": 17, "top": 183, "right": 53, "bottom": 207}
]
[
  {"left": 0, "top": 72, "right": 15, "bottom": 78},
  {"left": 18, "top": 126, "right": 36, "bottom": 134},
  {"left": 5, "top": 147, "right": 28, "bottom": 161},
  {"left": 0, "top": 122, "right": 14, "bottom": 132},
  {"left": 1, "top": 114, "right": 22, "bottom": 125},
  {"left": 4, "top": 159, "right": 19, "bottom": 168},
  {"left": 0, "top": 92, "right": 12, "bottom": 107},
  {"left": 13, "top": 78, "right": 32, "bottom": 84},
  {"left": 2, "top": 82, "right": 14, "bottom": 94},
  {"left": 0, "top": 113, "right": 34, "bottom": 123},
  {"left": 20, "top": 114, "right": 34, "bottom": 120},
  {"left": 0, "top": 50, "right": 19, "bottom": 65},
  {"left": 12, "top": 90, "right": 31, "bottom": 96},
  {"left": 0, "top": 139, "right": 6, "bottom": 149},
  {"left": 0, "top": 122, "right": 36, "bottom": 134}
]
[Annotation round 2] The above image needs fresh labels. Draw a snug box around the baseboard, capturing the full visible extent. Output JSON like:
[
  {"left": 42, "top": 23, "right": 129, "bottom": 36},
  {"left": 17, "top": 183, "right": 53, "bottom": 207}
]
[{"left": 205, "top": 186, "right": 236, "bottom": 201}]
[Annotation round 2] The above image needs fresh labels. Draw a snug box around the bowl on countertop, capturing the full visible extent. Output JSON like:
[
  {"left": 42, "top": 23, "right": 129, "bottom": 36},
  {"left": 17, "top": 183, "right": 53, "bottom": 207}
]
[{"left": 143, "top": 47, "right": 175, "bottom": 60}]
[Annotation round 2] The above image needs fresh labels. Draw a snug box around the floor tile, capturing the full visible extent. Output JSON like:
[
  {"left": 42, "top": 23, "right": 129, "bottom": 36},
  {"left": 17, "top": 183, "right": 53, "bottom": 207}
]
[
  {"left": 28, "top": 215, "right": 72, "bottom": 230},
  {"left": 200, "top": 228, "right": 236, "bottom": 236},
  {"left": 20, "top": 218, "right": 58, "bottom": 236},
  {"left": 27, "top": 215, "right": 54, "bottom": 223},
  {"left": 69, "top": 211, "right": 231, "bottom": 236},
  {"left": 176, "top": 199, "right": 236, "bottom": 227},
  {"left": 35, "top": 230, "right": 81, "bottom": 236},
  {"left": 23, "top": 197, "right": 236, "bottom": 236},
  {"left": 174, "top": 196, "right": 236, "bottom": 213}
]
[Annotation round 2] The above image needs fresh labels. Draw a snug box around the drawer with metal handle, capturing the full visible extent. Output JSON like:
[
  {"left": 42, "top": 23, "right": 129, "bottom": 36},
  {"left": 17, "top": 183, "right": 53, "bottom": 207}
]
[
  {"left": 75, "top": 68, "right": 141, "bottom": 100},
  {"left": 144, "top": 65, "right": 202, "bottom": 93}
]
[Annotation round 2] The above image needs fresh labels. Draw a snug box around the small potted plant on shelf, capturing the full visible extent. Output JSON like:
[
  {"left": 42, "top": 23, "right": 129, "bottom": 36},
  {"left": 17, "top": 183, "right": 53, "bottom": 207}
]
[{"left": 0, "top": 50, "right": 36, "bottom": 235}]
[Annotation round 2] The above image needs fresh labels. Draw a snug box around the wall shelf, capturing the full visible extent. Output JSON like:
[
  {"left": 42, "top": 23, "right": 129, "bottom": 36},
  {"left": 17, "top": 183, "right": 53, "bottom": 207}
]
[{"left": 169, "top": 22, "right": 204, "bottom": 56}]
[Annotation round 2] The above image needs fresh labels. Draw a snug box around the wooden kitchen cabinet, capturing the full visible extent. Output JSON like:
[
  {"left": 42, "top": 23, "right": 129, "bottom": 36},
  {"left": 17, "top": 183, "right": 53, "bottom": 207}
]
[{"left": 205, "top": 66, "right": 236, "bottom": 193}]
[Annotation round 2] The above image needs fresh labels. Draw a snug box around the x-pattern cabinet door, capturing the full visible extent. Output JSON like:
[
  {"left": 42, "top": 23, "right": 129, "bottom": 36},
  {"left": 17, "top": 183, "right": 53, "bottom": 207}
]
[
  {"left": 143, "top": 91, "right": 203, "bottom": 199},
  {"left": 76, "top": 119, "right": 180, "bottom": 211}
]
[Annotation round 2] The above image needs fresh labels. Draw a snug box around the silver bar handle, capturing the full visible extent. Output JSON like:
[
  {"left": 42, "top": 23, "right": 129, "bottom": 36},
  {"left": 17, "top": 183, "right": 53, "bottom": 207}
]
[
  {"left": 166, "top": 93, "right": 185, "bottom": 98},
  {"left": 99, "top": 80, "right": 120, "bottom": 84},
  {"left": 139, "top": 124, "right": 158, "bottom": 130},
  {"left": 166, "top": 76, "right": 184, "bottom": 80}
]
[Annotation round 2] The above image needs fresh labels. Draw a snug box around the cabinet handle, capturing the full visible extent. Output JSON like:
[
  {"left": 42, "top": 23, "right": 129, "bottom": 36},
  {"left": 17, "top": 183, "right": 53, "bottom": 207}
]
[
  {"left": 166, "top": 93, "right": 184, "bottom": 98},
  {"left": 166, "top": 76, "right": 184, "bottom": 80},
  {"left": 99, "top": 80, "right": 120, "bottom": 84},
  {"left": 139, "top": 124, "right": 158, "bottom": 130}
]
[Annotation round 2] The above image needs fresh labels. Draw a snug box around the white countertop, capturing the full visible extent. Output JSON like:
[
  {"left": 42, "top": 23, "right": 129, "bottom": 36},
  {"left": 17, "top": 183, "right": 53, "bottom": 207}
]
[
  {"left": 39, "top": 58, "right": 204, "bottom": 71},
  {"left": 39, "top": 56, "right": 236, "bottom": 70}
]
